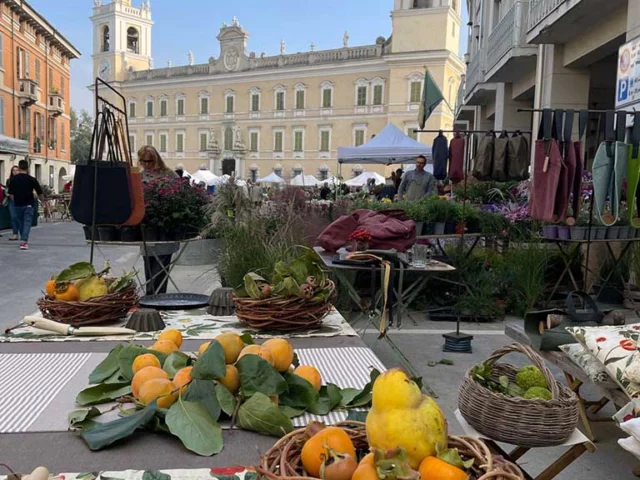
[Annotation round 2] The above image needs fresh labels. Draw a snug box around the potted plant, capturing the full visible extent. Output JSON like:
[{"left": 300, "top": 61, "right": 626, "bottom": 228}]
[
  {"left": 595, "top": 218, "right": 608, "bottom": 240},
  {"left": 542, "top": 223, "right": 558, "bottom": 239},
  {"left": 463, "top": 207, "right": 481, "bottom": 233},
  {"left": 570, "top": 209, "right": 591, "bottom": 241},
  {"left": 426, "top": 198, "right": 459, "bottom": 235},
  {"left": 478, "top": 209, "right": 507, "bottom": 238},
  {"left": 556, "top": 223, "right": 570, "bottom": 240}
]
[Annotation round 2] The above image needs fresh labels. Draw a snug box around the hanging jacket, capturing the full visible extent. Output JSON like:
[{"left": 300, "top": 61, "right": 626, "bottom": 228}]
[
  {"left": 472, "top": 133, "right": 495, "bottom": 181},
  {"left": 507, "top": 133, "right": 530, "bottom": 180},
  {"left": 432, "top": 133, "right": 449, "bottom": 180},
  {"left": 492, "top": 131, "right": 509, "bottom": 182},
  {"left": 448, "top": 133, "right": 465, "bottom": 184},
  {"left": 530, "top": 110, "right": 562, "bottom": 223}
]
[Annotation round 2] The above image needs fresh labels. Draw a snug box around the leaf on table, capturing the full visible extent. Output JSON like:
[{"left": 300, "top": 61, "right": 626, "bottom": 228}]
[
  {"left": 237, "top": 392, "right": 294, "bottom": 437},
  {"left": 69, "top": 407, "right": 102, "bottom": 428},
  {"left": 103, "top": 370, "right": 128, "bottom": 384},
  {"left": 279, "top": 371, "right": 320, "bottom": 408},
  {"left": 118, "top": 345, "right": 167, "bottom": 381},
  {"left": 279, "top": 405, "right": 307, "bottom": 418},
  {"left": 191, "top": 340, "right": 226, "bottom": 380},
  {"left": 166, "top": 399, "right": 223, "bottom": 456},
  {"left": 88, "top": 344, "right": 124, "bottom": 384},
  {"left": 79, "top": 401, "right": 158, "bottom": 450},
  {"left": 163, "top": 351, "right": 191, "bottom": 378},
  {"left": 76, "top": 383, "right": 132, "bottom": 406},
  {"left": 56, "top": 262, "right": 97, "bottom": 283},
  {"left": 215, "top": 383, "right": 237, "bottom": 417},
  {"left": 345, "top": 410, "right": 368, "bottom": 422},
  {"left": 345, "top": 369, "right": 380, "bottom": 408},
  {"left": 184, "top": 379, "right": 221, "bottom": 422},
  {"left": 236, "top": 355, "right": 287, "bottom": 397},
  {"left": 339, "top": 388, "right": 361, "bottom": 407},
  {"left": 142, "top": 471, "right": 171, "bottom": 480},
  {"left": 239, "top": 333, "right": 254, "bottom": 345},
  {"left": 308, "top": 383, "right": 342, "bottom": 415}
]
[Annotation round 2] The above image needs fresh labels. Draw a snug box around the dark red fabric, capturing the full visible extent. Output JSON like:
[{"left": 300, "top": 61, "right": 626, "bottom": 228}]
[
  {"left": 562, "top": 141, "right": 577, "bottom": 220},
  {"left": 448, "top": 136, "right": 465, "bottom": 184},
  {"left": 530, "top": 139, "right": 562, "bottom": 222},
  {"left": 553, "top": 147, "right": 570, "bottom": 222},
  {"left": 316, "top": 209, "right": 416, "bottom": 252},
  {"left": 571, "top": 141, "right": 584, "bottom": 217}
]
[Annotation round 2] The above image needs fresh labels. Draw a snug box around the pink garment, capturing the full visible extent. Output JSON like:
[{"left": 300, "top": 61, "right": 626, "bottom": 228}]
[
  {"left": 530, "top": 139, "right": 562, "bottom": 222},
  {"left": 448, "top": 135, "right": 465, "bottom": 184},
  {"left": 316, "top": 209, "right": 416, "bottom": 252}
]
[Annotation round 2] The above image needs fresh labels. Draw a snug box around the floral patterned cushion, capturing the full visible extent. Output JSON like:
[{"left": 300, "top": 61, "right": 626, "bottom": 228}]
[
  {"left": 558, "top": 343, "right": 616, "bottom": 385},
  {"left": 568, "top": 324, "right": 640, "bottom": 400}
]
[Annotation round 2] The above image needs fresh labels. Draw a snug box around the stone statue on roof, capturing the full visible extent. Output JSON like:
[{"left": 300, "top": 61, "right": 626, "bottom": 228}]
[
  {"left": 280, "top": 40, "right": 286, "bottom": 55},
  {"left": 343, "top": 31, "right": 349, "bottom": 47}
]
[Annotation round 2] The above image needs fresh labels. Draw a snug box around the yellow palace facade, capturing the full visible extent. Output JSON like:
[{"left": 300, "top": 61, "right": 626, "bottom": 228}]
[{"left": 90, "top": 0, "right": 464, "bottom": 181}]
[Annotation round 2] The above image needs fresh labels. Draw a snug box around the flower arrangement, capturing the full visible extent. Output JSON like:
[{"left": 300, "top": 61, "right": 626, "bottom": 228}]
[
  {"left": 143, "top": 176, "right": 211, "bottom": 238},
  {"left": 348, "top": 228, "right": 372, "bottom": 243}
]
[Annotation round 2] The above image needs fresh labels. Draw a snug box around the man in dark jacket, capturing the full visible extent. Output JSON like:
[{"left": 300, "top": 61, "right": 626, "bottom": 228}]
[{"left": 7, "top": 159, "right": 43, "bottom": 250}]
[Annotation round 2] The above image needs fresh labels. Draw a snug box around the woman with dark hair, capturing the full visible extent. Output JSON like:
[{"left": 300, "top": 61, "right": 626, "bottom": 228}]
[
  {"left": 6, "top": 166, "right": 20, "bottom": 241},
  {"left": 138, "top": 145, "right": 179, "bottom": 295}
]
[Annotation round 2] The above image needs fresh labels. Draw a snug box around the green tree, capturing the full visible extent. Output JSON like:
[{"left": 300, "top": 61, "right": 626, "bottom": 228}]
[{"left": 70, "top": 108, "right": 93, "bottom": 164}]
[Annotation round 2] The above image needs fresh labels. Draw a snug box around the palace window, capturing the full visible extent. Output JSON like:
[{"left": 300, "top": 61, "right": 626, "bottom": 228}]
[
  {"left": 276, "top": 91, "right": 285, "bottom": 111},
  {"left": 177, "top": 97, "right": 185, "bottom": 116},
  {"left": 160, "top": 99, "right": 168, "bottom": 117},
  {"left": 355, "top": 129, "right": 365, "bottom": 147},
  {"left": 251, "top": 93, "right": 260, "bottom": 112},
  {"left": 200, "top": 132, "right": 208, "bottom": 152},
  {"left": 356, "top": 86, "right": 367, "bottom": 106},
  {"left": 410, "top": 81, "right": 422, "bottom": 103},
  {"left": 128, "top": 100, "right": 136, "bottom": 118},
  {"left": 274, "top": 131, "right": 284, "bottom": 152},
  {"left": 224, "top": 127, "right": 233, "bottom": 151},
  {"left": 176, "top": 132, "right": 185, "bottom": 152},
  {"left": 200, "top": 97, "right": 209, "bottom": 115},
  {"left": 294, "top": 130, "right": 304, "bottom": 152},
  {"left": 320, "top": 130, "right": 330, "bottom": 152},
  {"left": 159, "top": 133, "right": 167, "bottom": 152},
  {"left": 146, "top": 98, "right": 154, "bottom": 117},
  {"left": 250, "top": 131, "right": 259, "bottom": 152}
]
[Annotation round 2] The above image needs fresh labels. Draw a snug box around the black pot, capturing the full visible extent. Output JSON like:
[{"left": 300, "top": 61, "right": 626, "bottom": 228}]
[
  {"left": 444, "top": 222, "right": 455, "bottom": 235},
  {"left": 82, "top": 225, "right": 92, "bottom": 241},
  {"left": 423, "top": 223, "right": 435, "bottom": 235},
  {"left": 120, "top": 226, "right": 141, "bottom": 242},
  {"left": 97, "top": 226, "right": 119, "bottom": 242},
  {"left": 158, "top": 229, "right": 172, "bottom": 242},
  {"left": 142, "top": 227, "right": 159, "bottom": 242}
]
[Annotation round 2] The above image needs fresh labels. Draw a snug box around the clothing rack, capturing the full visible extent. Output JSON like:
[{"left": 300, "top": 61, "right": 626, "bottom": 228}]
[
  {"left": 517, "top": 107, "right": 634, "bottom": 299},
  {"left": 413, "top": 129, "right": 532, "bottom": 135}
]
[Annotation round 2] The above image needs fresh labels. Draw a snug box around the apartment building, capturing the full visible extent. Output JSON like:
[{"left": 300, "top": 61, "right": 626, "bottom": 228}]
[
  {"left": 90, "top": 0, "right": 465, "bottom": 180},
  {"left": 0, "top": 0, "right": 80, "bottom": 191},
  {"left": 458, "top": 0, "right": 640, "bottom": 159}
]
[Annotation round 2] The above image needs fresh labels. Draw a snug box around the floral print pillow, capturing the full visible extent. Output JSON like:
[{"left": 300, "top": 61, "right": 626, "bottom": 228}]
[
  {"left": 568, "top": 324, "right": 640, "bottom": 400},
  {"left": 558, "top": 343, "right": 616, "bottom": 386}
]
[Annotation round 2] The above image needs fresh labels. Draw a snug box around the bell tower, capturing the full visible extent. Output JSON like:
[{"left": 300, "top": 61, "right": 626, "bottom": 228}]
[
  {"left": 90, "top": 0, "right": 154, "bottom": 83},
  {"left": 391, "top": 0, "right": 461, "bottom": 54}
]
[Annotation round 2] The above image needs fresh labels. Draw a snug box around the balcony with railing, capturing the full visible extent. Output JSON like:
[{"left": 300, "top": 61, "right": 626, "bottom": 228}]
[
  {"left": 18, "top": 79, "right": 38, "bottom": 106},
  {"left": 463, "top": 53, "right": 483, "bottom": 100},
  {"left": 527, "top": 0, "right": 625, "bottom": 44},
  {"left": 485, "top": 1, "right": 537, "bottom": 82},
  {"left": 48, "top": 92, "right": 64, "bottom": 116}
]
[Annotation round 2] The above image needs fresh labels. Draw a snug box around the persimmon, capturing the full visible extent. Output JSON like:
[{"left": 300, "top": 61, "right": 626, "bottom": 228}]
[
  {"left": 158, "top": 329, "right": 183, "bottom": 348},
  {"left": 300, "top": 425, "right": 356, "bottom": 477},
  {"left": 294, "top": 365, "right": 322, "bottom": 391},
  {"left": 132, "top": 353, "right": 161, "bottom": 375},
  {"left": 45, "top": 279, "right": 56, "bottom": 298},
  {"left": 55, "top": 284, "right": 79, "bottom": 302},
  {"left": 418, "top": 456, "right": 468, "bottom": 480},
  {"left": 131, "top": 366, "right": 169, "bottom": 398},
  {"left": 262, "top": 338, "right": 294, "bottom": 372}
]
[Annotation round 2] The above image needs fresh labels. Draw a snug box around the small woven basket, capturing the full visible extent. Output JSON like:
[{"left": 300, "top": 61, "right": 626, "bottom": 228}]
[
  {"left": 37, "top": 281, "right": 138, "bottom": 327},
  {"left": 233, "top": 280, "right": 335, "bottom": 332},
  {"left": 458, "top": 343, "right": 579, "bottom": 448},
  {"left": 256, "top": 421, "right": 524, "bottom": 480}
]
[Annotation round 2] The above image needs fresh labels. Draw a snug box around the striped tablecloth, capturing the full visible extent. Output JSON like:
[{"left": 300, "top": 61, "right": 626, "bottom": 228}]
[{"left": 0, "top": 353, "right": 91, "bottom": 433}]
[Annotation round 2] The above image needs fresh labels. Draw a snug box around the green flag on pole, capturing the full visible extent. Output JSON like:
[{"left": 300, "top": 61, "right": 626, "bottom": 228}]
[{"left": 418, "top": 69, "right": 444, "bottom": 130}]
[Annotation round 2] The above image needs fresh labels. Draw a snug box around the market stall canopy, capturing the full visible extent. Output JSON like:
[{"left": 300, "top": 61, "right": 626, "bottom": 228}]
[
  {"left": 290, "top": 174, "right": 321, "bottom": 187},
  {"left": 345, "top": 171, "right": 387, "bottom": 187},
  {"left": 257, "top": 172, "right": 285, "bottom": 184},
  {"left": 337, "top": 123, "right": 431, "bottom": 165},
  {"left": 0, "top": 134, "right": 28, "bottom": 155},
  {"left": 190, "top": 168, "right": 219, "bottom": 186},
  {"left": 62, "top": 164, "right": 76, "bottom": 182}
]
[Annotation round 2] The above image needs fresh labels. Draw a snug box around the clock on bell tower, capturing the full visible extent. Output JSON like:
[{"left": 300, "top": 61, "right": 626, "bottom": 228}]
[{"left": 90, "top": 0, "right": 154, "bottom": 83}]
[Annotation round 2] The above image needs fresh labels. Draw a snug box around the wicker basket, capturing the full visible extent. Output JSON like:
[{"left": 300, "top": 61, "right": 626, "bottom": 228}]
[
  {"left": 37, "top": 281, "right": 138, "bottom": 327},
  {"left": 233, "top": 280, "right": 335, "bottom": 332},
  {"left": 458, "top": 344, "right": 579, "bottom": 448},
  {"left": 256, "top": 421, "right": 524, "bottom": 480}
]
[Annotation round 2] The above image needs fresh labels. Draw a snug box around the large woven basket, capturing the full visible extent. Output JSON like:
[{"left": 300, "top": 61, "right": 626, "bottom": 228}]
[
  {"left": 256, "top": 421, "right": 524, "bottom": 480},
  {"left": 458, "top": 343, "right": 579, "bottom": 447},
  {"left": 233, "top": 280, "right": 335, "bottom": 332},
  {"left": 37, "top": 281, "right": 138, "bottom": 327}
]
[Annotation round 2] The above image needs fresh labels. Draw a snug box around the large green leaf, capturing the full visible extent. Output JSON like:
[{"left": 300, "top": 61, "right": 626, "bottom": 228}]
[
  {"left": 165, "top": 399, "right": 223, "bottom": 456},
  {"left": 102, "top": 370, "right": 128, "bottom": 384},
  {"left": 237, "top": 392, "right": 293, "bottom": 437},
  {"left": 279, "top": 405, "right": 307, "bottom": 418},
  {"left": 88, "top": 345, "right": 124, "bottom": 384},
  {"left": 184, "top": 379, "right": 221, "bottom": 422},
  {"left": 56, "top": 262, "right": 96, "bottom": 283},
  {"left": 118, "top": 345, "right": 167, "bottom": 381},
  {"left": 345, "top": 369, "right": 380, "bottom": 408},
  {"left": 142, "top": 471, "right": 171, "bottom": 480},
  {"left": 191, "top": 340, "right": 226, "bottom": 380},
  {"left": 339, "top": 388, "right": 361, "bottom": 407},
  {"left": 79, "top": 402, "right": 158, "bottom": 450},
  {"left": 215, "top": 383, "right": 237, "bottom": 417},
  {"left": 163, "top": 352, "right": 191, "bottom": 378},
  {"left": 279, "top": 371, "right": 320, "bottom": 408},
  {"left": 76, "top": 383, "right": 132, "bottom": 406},
  {"left": 236, "top": 355, "right": 287, "bottom": 397},
  {"left": 68, "top": 407, "right": 102, "bottom": 428},
  {"left": 308, "top": 384, "right": 343, "bottom": 415}
]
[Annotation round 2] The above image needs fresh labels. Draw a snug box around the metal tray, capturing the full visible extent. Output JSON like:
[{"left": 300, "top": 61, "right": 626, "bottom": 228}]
[{"left": 138, "top": 293, "right": 210, "bottom": 310}]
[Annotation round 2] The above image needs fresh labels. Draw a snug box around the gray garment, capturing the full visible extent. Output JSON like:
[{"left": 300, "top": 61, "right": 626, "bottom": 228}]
[{"left": 397, "top": 170, "right": 437, "bottom": 201}]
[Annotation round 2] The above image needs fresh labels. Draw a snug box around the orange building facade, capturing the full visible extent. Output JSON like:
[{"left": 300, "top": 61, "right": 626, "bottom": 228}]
[{"left": 0, "top": 0, "right": 80, "bottom": 192}]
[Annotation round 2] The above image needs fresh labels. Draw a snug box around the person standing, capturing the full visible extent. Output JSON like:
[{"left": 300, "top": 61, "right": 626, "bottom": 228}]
[
  {"left": 4, "top": 166, "right": 20, "bottom": 240},
  {"left": 139, "top": 145, "right": 179, "bottom": 295},
  {"left": 319, "top": 182, "right": 331, "bottom": 200},
  {"left": 7, "top": 160, "right": 42, "bottom": 250},
  {"left": 397, "top": 155, "right": 437, "bottom": 201}
]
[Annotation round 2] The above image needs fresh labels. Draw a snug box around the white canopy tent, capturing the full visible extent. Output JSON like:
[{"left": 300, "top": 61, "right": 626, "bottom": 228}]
[
  {"left": 257, "top": 172, "right": 285, "bottom": 184},
  {"left": 345, "top": 171, "right": 387, "bottom": 187},
  {"left": 337, "top": 123, "right": 431, "bottom": 165},
  {"left": 190, "top": 168, "right": 219, "bottom": 186},
  {"left": 290, "top": 174, "right": 321, "bottom": 187},
  {"left": 62, "top": 164, "right": 76, "bottom": 182}
]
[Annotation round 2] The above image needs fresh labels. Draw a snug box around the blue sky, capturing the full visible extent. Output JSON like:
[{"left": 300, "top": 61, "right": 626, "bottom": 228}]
[{"left": 28, "top": 0, "right": 468, "bottom": 113}]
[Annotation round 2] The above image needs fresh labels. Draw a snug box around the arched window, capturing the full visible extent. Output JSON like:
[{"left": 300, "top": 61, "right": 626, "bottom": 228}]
[
  {"left": 127, "top": 27, "right": 139, "bottom": 54},
  {"left": 224, "top": 127, "right": 233, "bottom": 151},
  {"left": 102, "top": 26, "right": 110, "bottom": 52}
]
